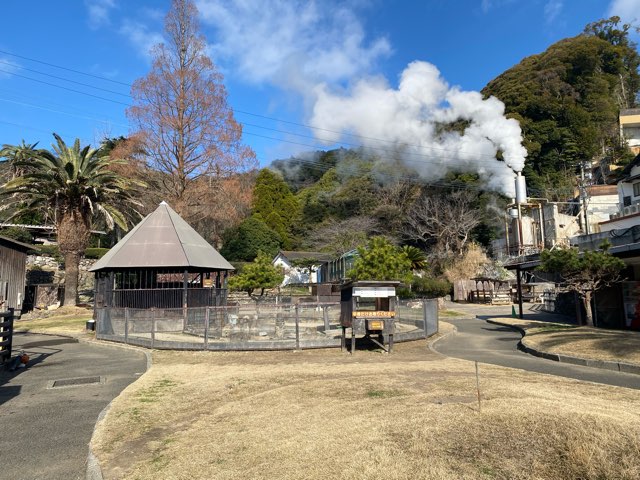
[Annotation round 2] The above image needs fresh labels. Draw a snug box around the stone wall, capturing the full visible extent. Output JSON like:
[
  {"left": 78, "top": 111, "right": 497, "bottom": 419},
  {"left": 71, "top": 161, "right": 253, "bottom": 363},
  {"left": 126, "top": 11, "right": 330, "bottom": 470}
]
[{"left": 26, "top": 255, "right": 97, "bottom": 302}]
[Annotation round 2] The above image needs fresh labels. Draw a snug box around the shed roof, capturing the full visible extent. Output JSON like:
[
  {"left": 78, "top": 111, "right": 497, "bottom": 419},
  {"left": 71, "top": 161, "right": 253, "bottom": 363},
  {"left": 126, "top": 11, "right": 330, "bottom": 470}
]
[{"left": 89, "top": 202, "right": 234, "bottom": 272}]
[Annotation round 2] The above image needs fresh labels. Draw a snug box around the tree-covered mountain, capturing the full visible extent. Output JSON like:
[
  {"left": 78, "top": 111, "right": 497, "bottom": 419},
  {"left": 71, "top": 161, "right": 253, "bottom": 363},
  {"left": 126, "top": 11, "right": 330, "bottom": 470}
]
[{"left": 482, "top": 17, "right": 640, "bottom": 199}]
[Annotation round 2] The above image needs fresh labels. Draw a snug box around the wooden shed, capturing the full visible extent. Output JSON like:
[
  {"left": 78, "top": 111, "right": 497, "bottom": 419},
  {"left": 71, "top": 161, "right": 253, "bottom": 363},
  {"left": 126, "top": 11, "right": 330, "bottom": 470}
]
[{"left": 0, "top": 236, "right": 33, "bottom": 314}]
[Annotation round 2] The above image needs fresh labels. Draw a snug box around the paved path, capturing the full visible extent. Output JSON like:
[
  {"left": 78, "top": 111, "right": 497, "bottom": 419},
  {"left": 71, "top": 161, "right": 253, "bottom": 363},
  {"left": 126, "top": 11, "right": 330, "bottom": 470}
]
[
  {"left": 0, "top": 333, "right": 147, "bottom": 480},
  {"left": 435, "top": 315, "right": 640, "bottom": 390}
]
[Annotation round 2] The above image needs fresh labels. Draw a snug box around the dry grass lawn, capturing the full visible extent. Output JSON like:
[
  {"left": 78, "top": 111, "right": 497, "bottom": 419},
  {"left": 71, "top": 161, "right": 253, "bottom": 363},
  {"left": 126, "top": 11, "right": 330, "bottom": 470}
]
[
  {"left": 93, "top": 324, "right": 640, "bottom": 480},
  {"left": 14, "top": 306, "right": 93, "bottom": 336},
  {"left": 492, "top": 317, "right": 640, "bottom": 365}
]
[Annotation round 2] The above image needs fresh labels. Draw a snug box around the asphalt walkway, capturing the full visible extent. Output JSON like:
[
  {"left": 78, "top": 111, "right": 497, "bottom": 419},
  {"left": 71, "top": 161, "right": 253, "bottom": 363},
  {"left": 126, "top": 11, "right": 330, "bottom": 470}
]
[
  {"left": 0, "top": 333, "right": 147, "bottom": 480},
  {"left": 436, "top": 303, "right": 640, "bottom": 389}
]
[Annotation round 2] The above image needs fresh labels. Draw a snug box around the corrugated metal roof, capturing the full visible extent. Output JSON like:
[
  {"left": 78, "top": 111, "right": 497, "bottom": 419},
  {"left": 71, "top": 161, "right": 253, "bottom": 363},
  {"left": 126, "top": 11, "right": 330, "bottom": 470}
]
[{"left": 89, "top": 202, "right": 234, "bottom": 272}]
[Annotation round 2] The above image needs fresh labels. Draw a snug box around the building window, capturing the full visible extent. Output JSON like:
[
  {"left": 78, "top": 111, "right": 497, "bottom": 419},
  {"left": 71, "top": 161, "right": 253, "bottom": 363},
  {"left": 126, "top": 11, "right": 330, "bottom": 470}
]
[{"left": 634, "top": 183, "right": 640, "bottom": 197}]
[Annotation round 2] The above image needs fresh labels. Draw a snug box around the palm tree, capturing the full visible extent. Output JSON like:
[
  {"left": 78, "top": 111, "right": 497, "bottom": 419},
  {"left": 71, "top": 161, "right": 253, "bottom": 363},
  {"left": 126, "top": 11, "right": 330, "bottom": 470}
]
[
  {"left": 0, "top": 134, "right": 143, "bottom": 306},
  {"left": 402, "top": 245, "right": 428, "bottom": 271}
]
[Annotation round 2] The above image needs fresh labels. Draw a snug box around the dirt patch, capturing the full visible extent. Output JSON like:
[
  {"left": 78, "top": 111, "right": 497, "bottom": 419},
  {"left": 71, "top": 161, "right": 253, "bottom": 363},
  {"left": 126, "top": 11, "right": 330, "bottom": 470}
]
[{"left": 92, "top": 337, "right": 640, "bottom": 480}]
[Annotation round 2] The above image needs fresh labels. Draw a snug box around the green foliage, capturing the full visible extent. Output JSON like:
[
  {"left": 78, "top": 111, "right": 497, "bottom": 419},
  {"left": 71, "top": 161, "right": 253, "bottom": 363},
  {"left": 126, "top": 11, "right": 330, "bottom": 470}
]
[
  {"left": 0, "top": 227, "right": 32, "bottom": 243},
  {"left": 227, "top": 251, "right": 284, "bottom": 297},
  {"left": 411, "top": 276, "right": 452, "bottom": 299},
  {"left": 272, "top": 149, "right": 341, "bottom": 191},
  {"left": 252, "top": 169, "right": 300, "bottom": 249},
  {"left": 538, "top": 243, "right": 625, "bottom": 324},
  {"left": 539, "top": 244, "right": 625, "bottom": 287},
  {"left": 348, "top": 237, "right": 412, "bottom": 283},
  {"left": 84, "top": 247, "right": 110, "bottom": 259},
  {"left": 402, "top": 246, "right": 428, "bottom": 271},
  {"left": 36, "top": 245, "right": 110, "bottom": 261},
  {"left": 220, "top": 215, "right": 282, "bottom": 262},
  {"left": 482, "top": 17, "right": 640, "bottom": 196},
  {"left": 38, "top": 245, "right": 63, "bottom": 262}
]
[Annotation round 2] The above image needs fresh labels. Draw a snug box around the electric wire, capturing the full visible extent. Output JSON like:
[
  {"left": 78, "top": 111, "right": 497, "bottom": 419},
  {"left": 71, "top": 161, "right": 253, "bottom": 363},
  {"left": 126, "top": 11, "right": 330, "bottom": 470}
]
[
  {"left": 0, "top": 53, "right": 520, "bottom": 163},
  {"left": 0, "top": 49, "right": 131, "bottom": 87}
]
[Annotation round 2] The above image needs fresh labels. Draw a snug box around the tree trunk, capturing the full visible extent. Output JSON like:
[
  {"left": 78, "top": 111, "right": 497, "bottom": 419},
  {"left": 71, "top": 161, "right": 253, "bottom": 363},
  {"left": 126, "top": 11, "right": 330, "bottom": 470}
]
[
  {"left": 583, "top": 291, "right": 594, "bottom": 327},
  {"left": 57, "top": 209, "right": 90, "bottom": 308},
  {"left": 63, "top": 251, "right": 81, "bottom": 307}
]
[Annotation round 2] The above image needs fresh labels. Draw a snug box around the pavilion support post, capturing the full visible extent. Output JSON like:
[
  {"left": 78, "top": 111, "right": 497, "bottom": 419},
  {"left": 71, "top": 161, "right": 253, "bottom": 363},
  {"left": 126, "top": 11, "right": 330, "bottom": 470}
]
[{"left": 183, "top": 270, "right": 188, "bottom": 308}]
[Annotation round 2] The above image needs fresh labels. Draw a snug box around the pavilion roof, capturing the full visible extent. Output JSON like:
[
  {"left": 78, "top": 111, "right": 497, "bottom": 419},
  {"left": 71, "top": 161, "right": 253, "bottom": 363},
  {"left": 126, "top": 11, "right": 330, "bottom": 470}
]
[{"left": 89, "top": 202, "right": 234, "bottom": 272}]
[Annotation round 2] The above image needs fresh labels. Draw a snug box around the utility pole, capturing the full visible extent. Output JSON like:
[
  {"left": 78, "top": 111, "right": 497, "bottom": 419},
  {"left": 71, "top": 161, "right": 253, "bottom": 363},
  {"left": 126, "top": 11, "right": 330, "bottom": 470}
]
[{"left": 580, "top": 162, "right": 590, "bottom": 235}]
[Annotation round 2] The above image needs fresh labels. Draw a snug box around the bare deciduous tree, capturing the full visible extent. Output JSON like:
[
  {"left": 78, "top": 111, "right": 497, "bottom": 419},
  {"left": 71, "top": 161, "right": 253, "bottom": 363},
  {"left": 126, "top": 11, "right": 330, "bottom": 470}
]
[
  {"left": 307, "top": 216, "right": 380, "bottom": 256},
  {"left": 127, "top": 0, "right": 256, "bottom": 220},
  {"left": 404, "top": 190, "right": 481, "bottom": 257}
]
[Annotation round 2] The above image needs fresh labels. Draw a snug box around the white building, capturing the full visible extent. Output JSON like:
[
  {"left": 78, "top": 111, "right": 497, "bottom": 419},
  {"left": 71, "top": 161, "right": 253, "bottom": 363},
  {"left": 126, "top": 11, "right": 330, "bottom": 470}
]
[
  {"left": 600, "top": 154, "right": 640, "bottom": 232},
  {"left": 272, "top": 251, "right": 332, "bottom": 286},
  {"left": 621, "top": 109, "right": 640, "bottom": 155}
]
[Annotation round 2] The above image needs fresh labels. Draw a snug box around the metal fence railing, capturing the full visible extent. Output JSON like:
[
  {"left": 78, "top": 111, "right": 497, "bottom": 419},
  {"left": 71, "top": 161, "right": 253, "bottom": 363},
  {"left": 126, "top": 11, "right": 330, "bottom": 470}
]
[
  {"left": 109, "top": 288, "right": 228, "bottom": 309},
  {"left": 0, "top": 309, "right": 15, "bottom": 362},
  {"left": 95, "top": 299, "right": 439, "bottom": 351}
]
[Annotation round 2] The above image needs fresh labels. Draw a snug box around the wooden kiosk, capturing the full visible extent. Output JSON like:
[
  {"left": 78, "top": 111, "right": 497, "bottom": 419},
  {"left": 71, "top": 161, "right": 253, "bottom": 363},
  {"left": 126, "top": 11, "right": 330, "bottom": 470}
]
[{"left": 340, "top": 281, "right": 400, "bottom": 354}]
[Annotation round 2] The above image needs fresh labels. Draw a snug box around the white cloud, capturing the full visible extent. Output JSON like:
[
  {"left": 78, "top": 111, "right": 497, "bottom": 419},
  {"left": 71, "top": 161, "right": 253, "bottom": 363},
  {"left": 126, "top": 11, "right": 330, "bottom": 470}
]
[
  {"left": 195, "top": 0, "right": 391, "bottom": 90},
  {"left": 608, "top": 0, "right": 640, "bottom": 23},
  {"left": 119, "top": 20, "right": 164, "bottom": 59},
  {"left": 544, "top": 0, "right": 563, "bottom": 25},
  {"left": 85, "top": 0, "right": 117, "bottom": 29},
  {"left": 310, "top": 61, "right": 527, "bottom": 196}
]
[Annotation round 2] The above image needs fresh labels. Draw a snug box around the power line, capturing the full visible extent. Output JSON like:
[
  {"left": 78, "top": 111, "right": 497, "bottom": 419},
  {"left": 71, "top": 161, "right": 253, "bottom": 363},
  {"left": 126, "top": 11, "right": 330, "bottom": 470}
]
[
  {"left": 0, "top": 51, "right": 526, "bottom": 164},
  {"left": 0, "top": 68, "right": 131, "bottom": 107},
  {"left": 0, "top": 97, "right": 128, "bottom": 128},
  {"left": 0, "top": 60, "right": 130, "bottom": 98},
  {"left": 0, "top": 49, "right": 131, "bottom": 87}
]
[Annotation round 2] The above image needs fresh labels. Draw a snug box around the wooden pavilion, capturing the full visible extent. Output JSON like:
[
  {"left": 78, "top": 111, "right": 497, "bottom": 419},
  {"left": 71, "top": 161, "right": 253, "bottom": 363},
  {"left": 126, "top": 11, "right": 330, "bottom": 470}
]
[{"left": 90, "top": 202, "right": 234, "bottom": 310}]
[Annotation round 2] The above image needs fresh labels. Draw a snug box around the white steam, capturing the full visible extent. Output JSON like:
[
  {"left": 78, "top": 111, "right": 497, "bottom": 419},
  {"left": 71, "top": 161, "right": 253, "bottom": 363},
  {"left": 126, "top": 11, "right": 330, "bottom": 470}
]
[{"left": 311, "top": 61, "right": 527, "bottom": 197}]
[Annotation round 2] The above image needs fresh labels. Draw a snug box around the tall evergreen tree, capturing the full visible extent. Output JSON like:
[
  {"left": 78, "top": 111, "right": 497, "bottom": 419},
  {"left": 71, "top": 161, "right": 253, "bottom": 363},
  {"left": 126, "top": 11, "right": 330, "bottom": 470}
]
[{"left": 252, "top": 169, "right": 300, "bottom": 249}]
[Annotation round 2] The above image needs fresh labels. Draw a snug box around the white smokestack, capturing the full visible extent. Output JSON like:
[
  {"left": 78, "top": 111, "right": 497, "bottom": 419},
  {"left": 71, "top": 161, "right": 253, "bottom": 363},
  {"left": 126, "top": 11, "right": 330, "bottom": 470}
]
[
  {"left": 515, "top": 172, "right": 527, "bottom": 204},
  {"left": 310, "top": 61, "right": 528, "bottom": 197}
]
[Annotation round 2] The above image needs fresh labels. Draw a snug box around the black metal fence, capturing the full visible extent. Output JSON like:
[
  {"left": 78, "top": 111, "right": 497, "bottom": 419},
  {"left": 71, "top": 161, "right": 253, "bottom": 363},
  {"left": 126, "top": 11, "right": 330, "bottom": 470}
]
[
  {"left": 95, "top": 299, "right": 438, "bottom": 351},
  {"left": 109, "top": 288, "right": 228, "bottom": 309},
  {"left": 0, "top": 309, "right": 15, "bottom": 362}
]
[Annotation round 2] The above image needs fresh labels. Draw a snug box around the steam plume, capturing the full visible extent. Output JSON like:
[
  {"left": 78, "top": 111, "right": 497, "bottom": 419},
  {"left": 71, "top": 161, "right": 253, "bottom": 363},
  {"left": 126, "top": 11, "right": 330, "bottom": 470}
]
[{"left": 310, "top": 61, "right": 527, "bottom": 197}]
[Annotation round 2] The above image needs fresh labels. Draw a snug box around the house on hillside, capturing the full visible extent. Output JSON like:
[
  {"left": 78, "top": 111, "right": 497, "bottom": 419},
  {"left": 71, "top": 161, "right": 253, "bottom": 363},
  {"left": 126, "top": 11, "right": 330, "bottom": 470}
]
[
  {"left": 599, "top": 153, "right": 640, "bottom": 232},
  {"left": 272, "top": 251, "right": 332, "bottom": 286},
  {"left": 621, "top": 109, "right": 640, "bottom": 155},
  {"left": 0, "top": 236, "right": 34, "bottom": 314}
]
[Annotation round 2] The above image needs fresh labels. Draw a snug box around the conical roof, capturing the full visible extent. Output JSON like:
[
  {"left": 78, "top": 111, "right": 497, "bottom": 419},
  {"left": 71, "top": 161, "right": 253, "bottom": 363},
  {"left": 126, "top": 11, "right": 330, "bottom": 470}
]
[{"left": 89, "top": 202, "right": 234, "bottom": 271}]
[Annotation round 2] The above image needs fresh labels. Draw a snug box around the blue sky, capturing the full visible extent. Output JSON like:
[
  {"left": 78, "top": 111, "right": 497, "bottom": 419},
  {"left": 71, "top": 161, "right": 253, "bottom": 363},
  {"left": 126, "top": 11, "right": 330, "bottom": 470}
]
[{"left": 0, "top": 0, "right": 638, "bottom": 175}]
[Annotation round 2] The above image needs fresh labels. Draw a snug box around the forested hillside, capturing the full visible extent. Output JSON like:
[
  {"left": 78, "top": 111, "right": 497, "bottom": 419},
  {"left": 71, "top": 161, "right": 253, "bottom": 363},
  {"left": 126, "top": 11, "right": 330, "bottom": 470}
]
[{"left": 482, "top": 17, "right": 640, "bottom": 198}]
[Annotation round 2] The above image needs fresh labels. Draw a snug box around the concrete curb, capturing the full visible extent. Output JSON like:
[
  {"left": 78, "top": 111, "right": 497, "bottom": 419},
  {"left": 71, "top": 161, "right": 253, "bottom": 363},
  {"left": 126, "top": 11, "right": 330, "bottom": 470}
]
[
  {"left": 85, "top": 344, "right": 153, "bottom": 480},
  {"left": 427, "top": 322, "right": 458, "bottom": 356},
  {"left": 485, "top": 318, "right": 640, "bottom": 376}
]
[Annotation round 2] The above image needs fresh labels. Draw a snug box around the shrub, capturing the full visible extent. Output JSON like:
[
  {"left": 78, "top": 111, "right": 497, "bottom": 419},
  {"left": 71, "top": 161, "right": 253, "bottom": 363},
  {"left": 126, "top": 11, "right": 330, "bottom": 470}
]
[
  {"left": 412, "top": 276, "right": 452, "bottom": 298},
  {"left": 84, "top": 247, "right": 110, "bottom": 259},
  {"left": 38, "top": 244, "right": 63, "bottom": 262},
  {"left": 0, "top": 227, "right": 32, "bottom": 243}
]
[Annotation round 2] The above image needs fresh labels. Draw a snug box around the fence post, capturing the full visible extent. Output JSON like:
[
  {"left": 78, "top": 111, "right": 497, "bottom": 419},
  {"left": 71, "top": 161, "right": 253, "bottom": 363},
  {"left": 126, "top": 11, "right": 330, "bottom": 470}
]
[
  {"left": 423, "top": 299, "right": 439, "bottom": 337},
  {"left": 295, "top": 304, "right": 300, "bottom": 350},
  {"left": 124, "top": 307, "right": 129, "bottom": 344},
  {"left": 204, "top": 307, "right": 210, "bottom": 349},
  {"left": 323, "top": 305, "right": 330, "bottom": 333},
  {"left": 151, "top": 307, "right": 156, "bottom": 348}
]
